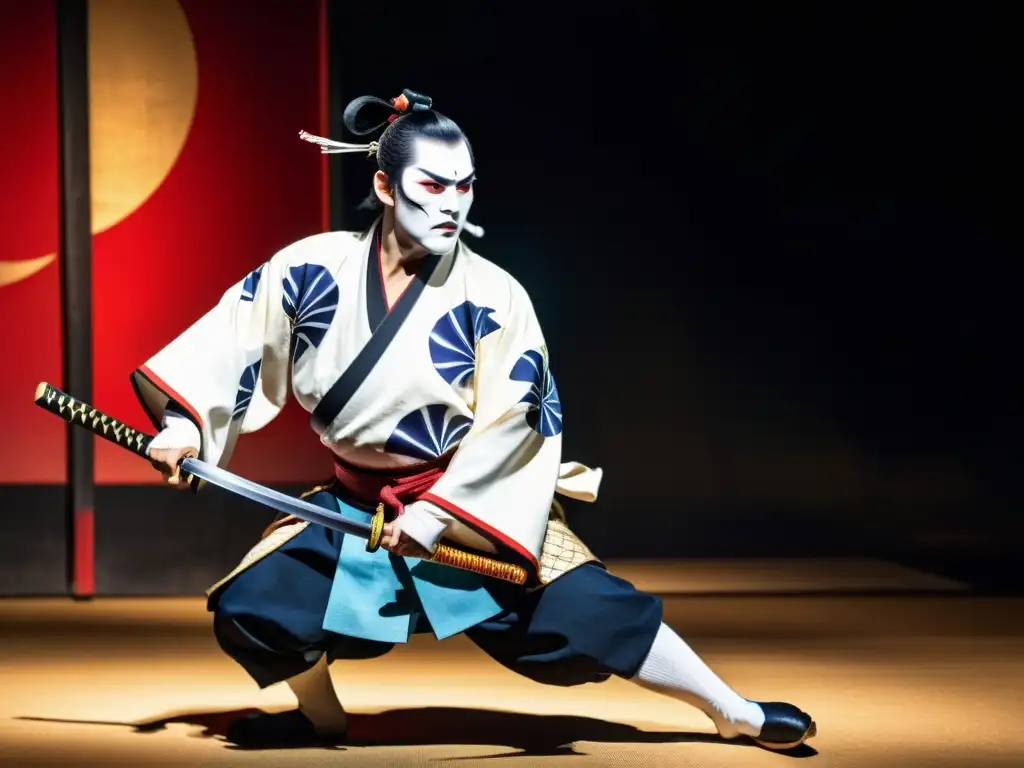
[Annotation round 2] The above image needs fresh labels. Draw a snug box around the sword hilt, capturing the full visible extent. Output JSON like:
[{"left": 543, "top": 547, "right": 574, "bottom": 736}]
[
  {"left": 34, "top": 381, "right": 154, "bottom": 458},
  {"left": 367, "top": 504, "right": 528, "bottom": 586},
  {"left": 431, "top": 542, "right": 528, "bottom": 585}
]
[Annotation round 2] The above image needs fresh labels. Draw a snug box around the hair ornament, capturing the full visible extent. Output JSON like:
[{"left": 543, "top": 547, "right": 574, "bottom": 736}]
[
  {"left": 391, "top": 93, "right": 410, "bottom": 113},
  {"left": 298, "top": 130, "right": 378, "bottom": 156},
  {"left": 387, "top": 89, "right": 432, "bottom": 123}
]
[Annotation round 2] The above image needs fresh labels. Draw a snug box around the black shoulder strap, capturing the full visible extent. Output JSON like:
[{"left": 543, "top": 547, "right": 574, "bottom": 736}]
[{"left": 310, "top": 231, "right": 443, "bottom": 435}]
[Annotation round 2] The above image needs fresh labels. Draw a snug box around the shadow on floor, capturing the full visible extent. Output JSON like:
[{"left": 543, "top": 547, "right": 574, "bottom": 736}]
[{"left": 16, "top": 706, "right": 817, "bottom": 759}]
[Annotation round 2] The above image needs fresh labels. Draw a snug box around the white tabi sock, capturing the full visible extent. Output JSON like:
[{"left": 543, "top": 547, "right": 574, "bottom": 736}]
[
  {"left": 630, "top": 622, "right": 765, "bottom": 739},
  {"left": 286, "top": 653, "right": 348, "bottom": 736}
]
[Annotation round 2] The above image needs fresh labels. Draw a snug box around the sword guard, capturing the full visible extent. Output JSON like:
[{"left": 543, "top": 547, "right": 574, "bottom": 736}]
[{"left": 367, "top": 504, "right": 386, "bottom": 552}]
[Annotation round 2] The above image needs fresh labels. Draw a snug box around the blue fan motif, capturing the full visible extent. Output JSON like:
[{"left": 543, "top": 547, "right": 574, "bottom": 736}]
[
  {"left": 509, "top": 349, "right": 562, "bottom": 437},
  {"left": 429, "top": 301, "right": 501, "bottom": 388},
  {"left": 232, "top": 359, "right": 262, "bottom": 421},
  {"left": 240, "top": 264, "right": 264, "bottom": 302},
  {"left": 386, "top": 404, "right": 473, "bottom": 461},
  {"left": 282, "top": 264, "right": 340, "bottom": 364}
]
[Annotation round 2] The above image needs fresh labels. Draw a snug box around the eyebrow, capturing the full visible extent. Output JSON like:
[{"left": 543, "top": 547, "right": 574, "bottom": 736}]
[{"left": 416, "top": 168, "right": 476, "bottom": 186}]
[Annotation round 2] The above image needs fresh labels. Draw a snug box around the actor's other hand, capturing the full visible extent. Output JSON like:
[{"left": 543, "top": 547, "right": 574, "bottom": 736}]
[{"left": 381, "top": 516, "right": 434, "bottom": 559}]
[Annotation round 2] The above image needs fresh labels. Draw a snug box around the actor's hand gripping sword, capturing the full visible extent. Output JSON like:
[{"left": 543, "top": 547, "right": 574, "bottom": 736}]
[{"left": 33, "top": 382, "right": 528, "bottom": 585}]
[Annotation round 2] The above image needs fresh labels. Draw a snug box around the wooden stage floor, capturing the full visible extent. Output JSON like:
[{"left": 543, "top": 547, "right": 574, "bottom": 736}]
[{"left": 1, "top": 559, "right": 1022, "bottom": 767}]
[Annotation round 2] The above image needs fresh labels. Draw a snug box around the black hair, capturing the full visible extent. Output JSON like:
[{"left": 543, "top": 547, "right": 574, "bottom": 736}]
[{"left": 342, "top": 89, "right": 474, "bottom": 210}]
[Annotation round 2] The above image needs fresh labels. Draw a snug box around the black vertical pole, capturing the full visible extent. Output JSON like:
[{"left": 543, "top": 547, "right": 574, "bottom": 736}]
[
  {"left": 326, "top": 0, "right": 345, "bottom": 230},
  {"left": 56, "top": 0, "right": 95, "bottom": 599}
]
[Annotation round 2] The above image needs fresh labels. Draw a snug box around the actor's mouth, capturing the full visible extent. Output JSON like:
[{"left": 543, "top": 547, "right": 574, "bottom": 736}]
[{"left": 432, "top": 222, "right": 457, "bottom": 231}]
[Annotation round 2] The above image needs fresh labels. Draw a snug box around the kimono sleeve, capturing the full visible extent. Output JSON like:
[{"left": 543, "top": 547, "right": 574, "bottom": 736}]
[
  {"left": 129, "top": 254, "right": 295, "bottom": 470},
  {"left": 419, "top": 277, "right": 563, "bottom": 573}
]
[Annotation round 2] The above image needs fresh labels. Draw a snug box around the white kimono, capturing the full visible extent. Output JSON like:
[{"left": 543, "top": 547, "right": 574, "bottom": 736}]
[{"left": 131, "top": 221, "right": 601, "bottom": 576}]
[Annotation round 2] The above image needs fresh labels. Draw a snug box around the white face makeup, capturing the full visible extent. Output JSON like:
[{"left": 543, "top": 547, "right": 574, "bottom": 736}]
[{"left": 394, "top": 137, "right": 475, "bottom": 255}]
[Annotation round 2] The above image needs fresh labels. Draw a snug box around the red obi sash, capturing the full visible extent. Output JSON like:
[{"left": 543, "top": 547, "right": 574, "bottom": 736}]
[{"left": 332, "top": 454, "right": 450, "bottom": 518}]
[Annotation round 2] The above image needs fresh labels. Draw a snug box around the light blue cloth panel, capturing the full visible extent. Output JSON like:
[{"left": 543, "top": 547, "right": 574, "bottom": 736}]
[{"left": 321, "top": 496, "right": 505, "bottom": 642}]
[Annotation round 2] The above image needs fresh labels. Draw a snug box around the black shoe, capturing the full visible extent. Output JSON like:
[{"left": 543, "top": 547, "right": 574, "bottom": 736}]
[
  {"left": 751, "top": 702, "right": 816, "bottom": 750},
  {"left": 226, "top": 708, "right": 347, "bottom": 748}
]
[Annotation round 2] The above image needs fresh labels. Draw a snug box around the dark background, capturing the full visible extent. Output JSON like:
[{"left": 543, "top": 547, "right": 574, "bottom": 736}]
[
  {"left": 337, "top": 1, "right": 1018, "bottom": 576},
  {"left": 2, "top": 1, "right": 1018, "bottom": 594}
]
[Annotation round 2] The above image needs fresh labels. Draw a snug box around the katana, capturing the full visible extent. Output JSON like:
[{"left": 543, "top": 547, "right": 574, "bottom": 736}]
[{"left": 33, "top": 381, "right": 527, "bottom": 585}]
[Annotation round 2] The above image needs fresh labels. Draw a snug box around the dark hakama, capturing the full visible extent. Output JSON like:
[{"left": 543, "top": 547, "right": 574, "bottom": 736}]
[{"left": 209, "top": 487, "right": 663, "bottom": 689}]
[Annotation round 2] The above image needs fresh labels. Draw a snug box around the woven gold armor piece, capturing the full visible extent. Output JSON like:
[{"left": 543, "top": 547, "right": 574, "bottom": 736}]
[{"left": 537, "top": 515, "right": 601, "bottom": 585}]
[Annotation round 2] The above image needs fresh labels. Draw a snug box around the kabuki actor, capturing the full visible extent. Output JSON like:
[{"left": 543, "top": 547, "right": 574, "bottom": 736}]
[{"left": 137, "top": 88, "right": 817, "bottom": 751}]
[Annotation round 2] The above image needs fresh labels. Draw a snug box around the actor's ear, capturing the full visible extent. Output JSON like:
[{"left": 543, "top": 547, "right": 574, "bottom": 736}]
[{"left": 373, "top": 171, "right": 395, "bottom": 207}]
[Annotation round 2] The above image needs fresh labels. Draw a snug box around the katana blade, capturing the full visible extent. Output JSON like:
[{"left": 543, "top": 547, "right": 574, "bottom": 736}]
[{"left": 180, "top": 456, "right": 374, "bottom": 540}]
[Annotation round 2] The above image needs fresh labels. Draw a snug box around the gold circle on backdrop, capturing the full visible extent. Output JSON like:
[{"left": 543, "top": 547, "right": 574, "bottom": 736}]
[{"left": 0, "top": 0, "right": 198, "bottom": 288}]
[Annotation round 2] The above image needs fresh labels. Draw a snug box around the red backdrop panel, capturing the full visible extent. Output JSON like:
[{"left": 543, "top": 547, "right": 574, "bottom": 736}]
[
  {"left": 93, "top": 0, "right": 332, "bottom": 485},
  {"left": 0, "top": 2, "right": 64, "bottom": 485}
]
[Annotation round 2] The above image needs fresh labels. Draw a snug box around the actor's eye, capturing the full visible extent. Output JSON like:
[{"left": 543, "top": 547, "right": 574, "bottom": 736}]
[
  {"left": 419, "top": 181, "right": 445, "bottom": 194},
  {"left": 456, "top": 183, "right": 472, "bottom": 194}
]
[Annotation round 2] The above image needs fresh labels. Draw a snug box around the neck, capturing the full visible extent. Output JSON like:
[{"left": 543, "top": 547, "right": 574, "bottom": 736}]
[{"left": 379, "top": 209, "right": 428, "bottom": 277}]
